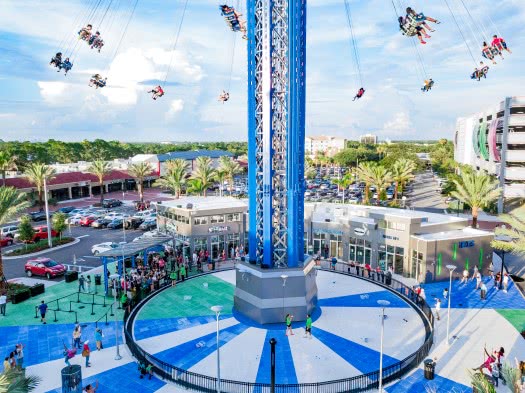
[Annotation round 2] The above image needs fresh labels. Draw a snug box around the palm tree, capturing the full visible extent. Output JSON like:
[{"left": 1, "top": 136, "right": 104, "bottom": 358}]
[
  {"left": 0, "top": 152, "right": 17, "bottom": 187},
  {"left": 0, "top": 368, "right": 41, "bottom": 393},
  {"left": 451, "top": 170, "right": 501, "bottom": 229},
  {"left": 216, "top": 170, "right": 227, "bottom": 197},
  {"left": 128, "top": 162, "right": 153, "bottom": 203},
  {"left": 391, "top": 159, "right": 416, "bottom": 200},
  {"left": 187, "top": 178, "right": 206, "bottom": 196},
  {"left": 88, "top": 160, "right": 111, "bottom": 204},
  {"left": 191, "top": 157, "right": 216, "bottom": 197},
  {"left": 156, "top": 159, "right": 189, "bottom": 199},
  {"left": 376, "top": 145, "right": 387, "bottom": 159},
  {"left": 305, "top": 162, "right": 317, "bottom": 180},
  {"left": 355, "top": 162, "right": 376, "bottom": 205},
  {"left": 492, "top": 205, "right": 525, "bottom": 257},
  {"left": 0, "top": 187, "right": 30, "bottom": 287},
  {"left": 369, "top": 165, "right": 392, "bottom": 205},
  {"left": 333, "top": 173, "right": 353, "bottom": 203},
  {"left": 218, "top": 156, "right": 241, "bottom": 193},
  {"left": 24, "top": 163, "right": 56, "bottom": 209}
]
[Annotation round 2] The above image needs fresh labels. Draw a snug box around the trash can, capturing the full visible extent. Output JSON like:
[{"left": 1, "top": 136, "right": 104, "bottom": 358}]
[
  {"left": 94, "top": 274, "right": 101, "bottom": 285},
  {"left": 61, "top": 364, "right": 82, "bottom": 393},
  {"left": 424, "top": 359, "right": 435, "bottom": 380}
]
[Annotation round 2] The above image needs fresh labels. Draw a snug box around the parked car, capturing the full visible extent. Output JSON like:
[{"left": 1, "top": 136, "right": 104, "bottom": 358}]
[
  {"left": 102, "top": 199, "right": 122, "bottom": 208},
  {"left": 107, "top": 218, "right": 124, "bottom": 229},
  {"left": 132, "top": 210, "right": 154, "bottom": 220},
  {"left": 68, "top": 209, "right": 88, "bottom": 216},
  {"left": 29, "top": 211, "right": 47, "bottom": 222},
  {"left": 91, "top": 218, "right": 112, "bottom": 229},
  {"left": 0, "top": 237, "right": 14, "bottom": 247},
  {"left": 104, "top": 212, "right": 125, "bottom": 221},
  {"left": 25, "top": 258, "right": 66, "bottom": 279},
  {"left": 55, "top": 206, "right": 76, "bottom": 214},
  {"left": 1, "top": 225, "right": 18, "bottom": 239},
  {"left": 139, "top": 218, "right": 157, "bottom": 231},
  {"left": 66, "top": 215, "right": 84, "bottom": 225},
  {"left": 32, "top": 226, "right": 59, "bottom": 242},
  {"left": 91, "top": 242, "right": 123, "bottom": 255},
  {"left": 124, "top": 217, "right": 144, "bottom": 230},
  {"left": 80, "top": 216, "right": 99, "bottom": 227}
]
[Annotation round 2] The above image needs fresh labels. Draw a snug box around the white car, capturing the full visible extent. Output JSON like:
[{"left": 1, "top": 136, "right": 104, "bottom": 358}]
[
  {"left": 132, "top": 210, "right": 154, "bottom": 219},
  {"left": 104, "top": 212, "right": 129, "bottom": 221},
  {"left": 1, "top": 225, "right": 19, "bottom": 238},
  {"left": 91, "top": 242, "right": 125, "bottom": 255},
  {"left": 66, "top": 215, "right": 84, "bottom": 225}
]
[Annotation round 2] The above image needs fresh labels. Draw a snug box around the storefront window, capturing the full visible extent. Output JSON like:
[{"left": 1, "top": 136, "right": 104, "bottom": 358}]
[
  {"left": 411, "top": 250, "right": 424, "bottom": 279},
  {"left": 226, "top": 213, "right": 241, "bottom": 222},
  {"left": 211, "top": 235, "right": 226, "bottom": 259},
  {"left": 330, "top": 234, "right": 343, "bottom": 258},
  {"left": 349, "top": 237, "right": 371, "bottom": 264},
  {"left": 194, "top": 217, "right": 208, "bottom": 225},
  {"left": 313, "top": 233, "right": 327, "bottom": 255},
  {"left": 227, "top": 233, "right": 241, "bottom": 257},
  {"left": 211, "top": 215, "right": 225, "bottom": 224},
  {"left": 194, "top": 237, "right": 207, "bottom": 253}
]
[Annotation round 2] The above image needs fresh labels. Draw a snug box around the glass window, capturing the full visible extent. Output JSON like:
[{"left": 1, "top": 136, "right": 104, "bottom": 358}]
[
  {"left": 387, "top": 245, "right": 395, "bottom": 253},
  {"left": 349, "top": 237, "right": 357, "bottom": 245},
  {"left": 194, "top": 216, "right": 208, "bottom": 225},
  {"left": 364, "top": 240, "right": 371, "bottom": 248},
  {"left": 211, "top": 215, "right": 225, "bottom": 224},
  {"left": 378, "top": 219, "right": 387, "bottom": 229},
  {"left": 226, "top": 213, "right": 241, "bottom": 222},
  {"left": 397, "top": 247, "right": 404, "bottom": 256}
]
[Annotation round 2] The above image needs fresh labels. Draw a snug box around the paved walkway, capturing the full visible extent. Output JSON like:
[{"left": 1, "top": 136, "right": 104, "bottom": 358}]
[{"left": 1, "top": 262, "right": 524, "bottom": 392}]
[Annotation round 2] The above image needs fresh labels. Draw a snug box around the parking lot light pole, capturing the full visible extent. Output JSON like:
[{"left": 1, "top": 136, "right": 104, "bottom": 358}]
[
  {"left": 377, "top": 300, "right": 390, "bottom": 393},
  {"left": 446, "top": 264, "right": 456, "bottom": 345},
  {"left": 211, "top": 305, "right": 223, "bottom": 393},
  {"left": 109, "top": 273, "right": 122, "bottom": 360}
]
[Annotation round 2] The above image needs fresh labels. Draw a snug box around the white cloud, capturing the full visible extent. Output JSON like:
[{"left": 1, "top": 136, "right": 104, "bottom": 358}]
[
  {"left": 166, "top": 99, "right": 184, "bottom": 119},
  {"left": 37, "top": 81, "right": 68, "bottom": 103},
  {"left": 381, "top": 112, "right": 413, "bottom": 136}
]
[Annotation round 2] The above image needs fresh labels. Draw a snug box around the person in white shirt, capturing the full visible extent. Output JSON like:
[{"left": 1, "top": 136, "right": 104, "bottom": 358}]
[
  {"left": 435, "top": 298, "right": 441, "bottom": 320},
  {"left": 460, "top": 269, "right": 469, "bottom": 284},
  {"left": 0, "top": 292, "right": 6, "bottom": 316}
]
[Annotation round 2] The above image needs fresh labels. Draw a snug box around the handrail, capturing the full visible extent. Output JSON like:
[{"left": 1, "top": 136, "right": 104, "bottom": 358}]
[{"left": 123, "top": 265, "right": 435, "bottom": 393}]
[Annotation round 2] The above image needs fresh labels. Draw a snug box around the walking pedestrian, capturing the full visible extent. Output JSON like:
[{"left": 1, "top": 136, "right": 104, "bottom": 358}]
[
  {"left": 95, "top": 328, "right": 103, "bottom": 351},
  {"left": 3, "top": 357, "right": 10, "bottom": 372},
  {"left": 180, "top": 263, "right": 186, "bottom": 281},
  {"left": 0, "top": 292, "right": 6, "bottom": 316},
  {"left": 475, "top": 272, "right": 482, "bottom": 290},
  {"left": 471, "top": 266, "right": 479, "bottom": 281},
  {"left": 78, "top": 275, "right": 86, "bottom": 292},
  {"left": 63, "top": 344, "right": 76, "bottom": 367},
  {"left": 285, "top": 314, "right": 294, "bottom": 336},
  {"left": 492, "top": 363, "right": 500, "bottom": 386},
  {"left": 86, "top": 275, "right": 92, "bottom": 293},
  {"left": 38, "top": 300, "right": 48, "bottom": 324},
  {"left": 82, "top": 341, "right": 91, "bottom": 367},
  {"left": 443, "top": 288, "right": 448, "bottom": 300},
  {"left": 503, "top": 273, "right": 509, "bottom": 292},
  {"left": 304, "top": 314, "right": 312, "bottom": 339},
  {"left": 8, "top": 352, "right": 16, "bottom": 369},
  {"left": 460, "top": 268, "right": 468, "bottom": 284},
  {"left": 488, "top": 262, "right": 494, "bottom": 279},
  {"left": 435, "top": 299, "right": 441, "bottom": 320},
  {"left": 146, "top": 363, "right": 153, "bottom": 379},
  {"left": 73, "top": 324, "right": 82, "bottom": 349},
  {"left": 15, "top": 343, "right": 24, "bottom": 370},
  {"left": 480, "top": 282, "right": 487, "bottom": 300}
]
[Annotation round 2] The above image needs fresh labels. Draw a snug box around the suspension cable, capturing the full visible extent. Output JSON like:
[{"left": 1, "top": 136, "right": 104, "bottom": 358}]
[
  {"left": 343, "top": 0, "right": 363, "bottom": 87},
  {"left": 442, "top": 0, "right": 478, "bottom": 66},
  {"left": 163, "top": 0, "right": 189, "bottom": 84}
]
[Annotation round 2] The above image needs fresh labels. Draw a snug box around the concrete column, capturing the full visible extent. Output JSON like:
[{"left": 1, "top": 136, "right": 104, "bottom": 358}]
[
  {"left": 498, "top": 97, "right": 511, "bottom": 214},
  {"left": 105, "top": 184, "right": 109, "bottom": 193},
  {"left": 68, "top": 187, "right": 73, "bottom": 200}
]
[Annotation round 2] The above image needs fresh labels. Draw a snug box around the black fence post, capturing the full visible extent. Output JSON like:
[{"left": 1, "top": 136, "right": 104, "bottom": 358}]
[
  {"left": 91, "top": 302, "right": 95, "bottom": 316},
  {"left": 270, "top": 338, "right": 277, "bottom": 393},
  {"left": 53, "top": 310, "right": 58, "bottom": 322},
  {"left": 34, "top": 306, "right": 38, "bottom": 319}
]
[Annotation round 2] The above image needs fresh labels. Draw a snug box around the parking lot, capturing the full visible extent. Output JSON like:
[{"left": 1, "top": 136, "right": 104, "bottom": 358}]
[{"left": 1, "top": 200, "right": 152, "bottom": 280}]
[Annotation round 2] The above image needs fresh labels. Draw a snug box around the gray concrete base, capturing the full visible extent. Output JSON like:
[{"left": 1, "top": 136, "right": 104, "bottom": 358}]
[{"left": 233, "top": 258, "right": 318, "bottom": 324}]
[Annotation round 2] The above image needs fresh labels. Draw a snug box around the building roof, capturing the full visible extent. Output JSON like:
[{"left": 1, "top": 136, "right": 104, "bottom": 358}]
[
  {"left": 156, "top": 150, "right": 233, "bottom": 162},
  {"left": 160, "top": 196, "right": 247, "bottom": 211},
  {"left": 411, "top": 227, "right": 493, "bottom": 241},
  {"left": 4, "top": 170, "right": 157, "bottom": 190},
  {"left": 305, "top": 135, "right": 345, "bottom": 141}
]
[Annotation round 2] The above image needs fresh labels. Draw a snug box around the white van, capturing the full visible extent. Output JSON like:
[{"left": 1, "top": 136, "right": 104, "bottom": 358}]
[
  {"left": 1, "top": 225, "right": 18, "bottom": 238},
  {"left": 132, "top": 210, "right": 154, "bottom": 219}
]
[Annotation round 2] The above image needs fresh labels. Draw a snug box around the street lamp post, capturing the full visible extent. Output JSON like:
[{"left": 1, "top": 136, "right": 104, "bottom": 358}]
[
  {"left": 280, "top": 275, "right": 288, "bottom": 320},
  {"left": 211, "top": 305, "right": 223, "bottom": 393},
  {"left": 43, "top": 177, "right": 52, "bottom": 249},
  {"left": 109, "top": 273, "right": 122, "bottom": 360},
  {"left": 499, "top": 250, "right": 506, "bottom": 290},
  {"left": 269, "top": 338, "right": 277, "bottom": 393},
  {"left": 445, "top": 264, "right": 456, "bottom": 346},
  {"left": 377, "top": 300, "right": 390, "bottom": 393}
]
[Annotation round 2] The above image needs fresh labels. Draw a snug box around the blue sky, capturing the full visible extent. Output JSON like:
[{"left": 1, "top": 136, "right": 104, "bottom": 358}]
[{"left": 0, "top": 0, "right": 524, "bottom": 142}]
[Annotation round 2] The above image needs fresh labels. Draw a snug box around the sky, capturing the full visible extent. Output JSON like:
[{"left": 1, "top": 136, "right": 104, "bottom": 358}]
[{"left": 0, "top": 0, "right": 524, "bottom": 142}]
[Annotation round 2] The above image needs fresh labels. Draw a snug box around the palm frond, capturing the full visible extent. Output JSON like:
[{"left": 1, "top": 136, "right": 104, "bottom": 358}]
[{"left": 0, "top": 187, "right": 31, "bottom": 225}]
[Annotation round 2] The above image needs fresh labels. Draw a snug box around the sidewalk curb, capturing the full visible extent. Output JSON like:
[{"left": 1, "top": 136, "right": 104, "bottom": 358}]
[{"left": 2, "top": 237, "right": 81, "bottom": 260}]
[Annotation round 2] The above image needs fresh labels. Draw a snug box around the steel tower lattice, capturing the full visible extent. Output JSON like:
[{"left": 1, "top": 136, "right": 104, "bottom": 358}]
[{"left": 247, "top": 0, "right": 306, "bottom": 268}]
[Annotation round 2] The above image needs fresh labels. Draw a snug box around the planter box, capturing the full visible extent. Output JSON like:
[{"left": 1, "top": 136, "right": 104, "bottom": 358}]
[
  {"left": 30, "top": 283, "right": 45, "bottom": 297},
  {"left": 10, "top": 289, "right": 31, "bottom": 304},
  {"left": 65, "top": 271, "right": 78, "bottom": 283}
]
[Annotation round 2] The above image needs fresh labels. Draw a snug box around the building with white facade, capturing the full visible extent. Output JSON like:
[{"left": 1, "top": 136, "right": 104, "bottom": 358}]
[
  {"left": 454, "top": 96, "right": 525, "bottom": 211},
  {"left": 305, "top": 136, "right": 347, "bottom": 157},
  {"left": 359, "top": 134, "right": 378, "bottom": 144}
]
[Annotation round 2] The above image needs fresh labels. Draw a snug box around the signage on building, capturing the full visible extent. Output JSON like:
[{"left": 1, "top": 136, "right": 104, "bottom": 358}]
[
  {"left": 208, "top": 226, "right": 230, "bottom": 233},
  {"left": 459, "top": 240, "right": 475, "bottom": 248},
  {"left": 354, "top": 227, "right": 367, "bottom": 236},
  {"left": 314, "top": 229, "right": 344, "bottom": 235},
  {"left": 382, "top": 234, "right": 400, "bottom": 241}
]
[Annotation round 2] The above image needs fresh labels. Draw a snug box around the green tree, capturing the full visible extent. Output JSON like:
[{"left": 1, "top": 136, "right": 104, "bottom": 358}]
[
  {"left": 88, "top": 160, "right": 111, "bottom": 204},
  {"left": 451, "top": 171, "right": 501, "bottom": 229},
  {"left": 156, "top": 159, "right": 189, "bottom": 199},
  {"left": 128, "top": 162, "right": 153, "bottom": 203},
  {"left": 191, "top": 157, "right": 216, "bottom": 197},
  {"left": 333, "top": 173, "right": 353, "bottom": 203},
  {"left": 24, "top": 163, "right": 56, "bottom": 209},
  {"left": 391, "top": 159, "right": 416, "bottom": 200},
  {"left": 491, "top": 205, "right": 525, "bottom": 257},
  {"left": 355, "top": 162, "right": 376, "bottom": 205},
  {"left": 0, "top": 368, "right": 41, "bottom": 393},
  {"left": 187, "top": 178, "right": 206, "bottom": 196},
  {"left": 500, "top": 362, "right": 523, "bottom": 393},
  {"left": 305, "top": 161, "right": 316, "bottom": 180},
  {"left": 52, "top": 212, "right": 68, "bottom": 240},
  {"left": 218, "top": 156, "right": 241, "bottom": 193},
  {"left": 369, "top": 165, "right": 393, "bottom": 205},
  {"left": 0, "top": 188, "right": 30, "bottom": 285},
  {"left": 0, "top": 151, "right": 17, "bottom": 187},
  {"left": 17, "top": 216, "right": 35, "bottom": 247}
]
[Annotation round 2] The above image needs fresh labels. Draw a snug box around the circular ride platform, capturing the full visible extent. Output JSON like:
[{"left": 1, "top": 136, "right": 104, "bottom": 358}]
[{"left": 131, "top": 269, "right": 428, "bottom": 386}]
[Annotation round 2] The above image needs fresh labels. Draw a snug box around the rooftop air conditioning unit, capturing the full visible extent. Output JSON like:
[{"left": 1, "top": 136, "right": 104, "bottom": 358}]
[
  {"left": 186, "top": 203, "right": 193, "bottom": 209},
  {"left": 325, "top": 219, "right": 331, "bottom": 222}
]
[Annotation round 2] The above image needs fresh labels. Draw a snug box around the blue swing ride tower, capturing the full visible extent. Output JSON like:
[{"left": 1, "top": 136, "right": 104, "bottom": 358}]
[{"left": 234, "top": 0, "right": 318, "bottom": 324}]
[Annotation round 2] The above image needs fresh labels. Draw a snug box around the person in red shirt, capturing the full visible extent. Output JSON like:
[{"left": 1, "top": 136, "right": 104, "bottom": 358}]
[
  {"left": 148, "top": 86, "right": 164, "bottom": 100},
  {"left": 491, "top": 35, "right": 511, "bottom": 54}
]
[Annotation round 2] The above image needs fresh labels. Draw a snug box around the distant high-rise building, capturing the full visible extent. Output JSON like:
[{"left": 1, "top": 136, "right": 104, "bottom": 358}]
[
  {"left": 359, "top": 133, "right": 378, "bottom": 144},
  {"left": 305, "top": 135, "right": 347, "bottom": 157}
]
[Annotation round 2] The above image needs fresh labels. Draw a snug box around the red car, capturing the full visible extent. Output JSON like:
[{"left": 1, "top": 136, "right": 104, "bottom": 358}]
[
  {"left": 80, "top": 216, "right": 98, "bottom": 227},
  {"left": 25, "top": 258, "right": 66, "bottom": 279},
  {"left": 32, "top": 226, "right": 59, "bottom": 242},
  {"left": 0, "top": 237, "right": 14, "bottom": 247}
]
